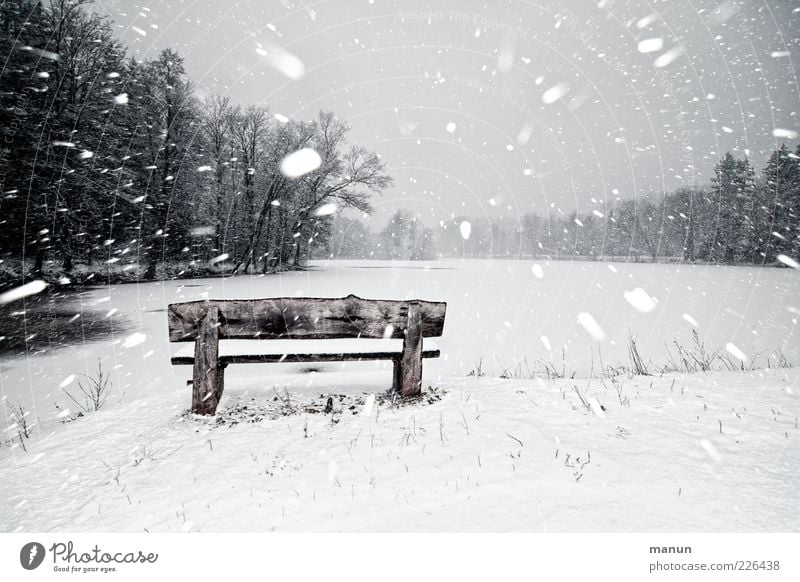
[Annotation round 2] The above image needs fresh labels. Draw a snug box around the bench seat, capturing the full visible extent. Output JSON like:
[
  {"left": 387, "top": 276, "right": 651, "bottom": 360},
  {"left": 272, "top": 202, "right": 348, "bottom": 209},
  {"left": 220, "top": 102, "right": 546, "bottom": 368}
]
[{"left": 171, "top": 339, "right": 440, "bottom": 366}]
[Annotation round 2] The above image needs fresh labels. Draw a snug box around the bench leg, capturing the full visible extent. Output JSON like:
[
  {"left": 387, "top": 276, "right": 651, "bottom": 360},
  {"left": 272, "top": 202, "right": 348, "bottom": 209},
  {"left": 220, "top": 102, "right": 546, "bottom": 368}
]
[
  {"left": 399, "top": 302, "right": 423, "bottom": 397},
  {"left": 392, "top": 358, "right": 402, "bottom": 393},
  {"left": 191, "top": 306, "right": 223, "bottom": 415}
]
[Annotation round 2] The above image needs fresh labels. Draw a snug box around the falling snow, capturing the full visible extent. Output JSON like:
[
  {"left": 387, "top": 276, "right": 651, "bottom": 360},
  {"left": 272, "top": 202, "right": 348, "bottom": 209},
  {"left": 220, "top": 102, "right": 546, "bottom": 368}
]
[
  {"left": 577, "top": 312, "right": 606, "bottom": 342},
  {"left": 209, "top": 253, "right": 229, "bottom": 265},
  {"left": 0, "top": 281, "right": 48, "bottom": 304},
  {"left": 637, "top": 38, "right": 663, "bottom": 54},
  {"left": 542, "top": 83, "right": 569, "bottom": 104},
  {"left": 653, "top": 46, "right": 684, "bottom": 68},
  {"left": 772, "top": 128, "right": 798, "bottom": 140},
  {"left": 623, "top": 288, "right": 657, "bottom": 313},
  {"left": 725, "top": 343, "right": 748, "bottom": 363},
  {"left": 280, "top": 148, "right": 322, "bottom": 178},
  {"left": 777, "top": 255, "right": 800, "bottom": 269},
  {"left": 256, "top": 46, "right": 305, "bottom": 80},
  {"left": 122, "top": 332, "right": 147, "bottom": 348},
  {"left": 313, "top": 202, "right": 337, "bottom": 217}
]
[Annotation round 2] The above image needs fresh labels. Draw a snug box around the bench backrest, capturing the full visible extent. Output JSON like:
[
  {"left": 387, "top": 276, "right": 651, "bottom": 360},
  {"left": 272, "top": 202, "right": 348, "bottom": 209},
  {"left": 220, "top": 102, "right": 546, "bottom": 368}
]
[{"left": 168, "top": 294, "right": 446, "bottom": 342}]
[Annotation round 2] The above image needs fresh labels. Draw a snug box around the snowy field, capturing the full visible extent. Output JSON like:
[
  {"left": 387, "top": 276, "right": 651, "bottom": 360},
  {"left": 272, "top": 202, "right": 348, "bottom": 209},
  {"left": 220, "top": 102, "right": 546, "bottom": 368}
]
[{"left": 1, "top": 258, "right": 798, "bottom": 532}]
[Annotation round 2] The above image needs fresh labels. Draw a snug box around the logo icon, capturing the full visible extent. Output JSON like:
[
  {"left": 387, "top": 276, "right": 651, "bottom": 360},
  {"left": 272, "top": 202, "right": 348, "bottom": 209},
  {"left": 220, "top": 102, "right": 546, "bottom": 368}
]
[{"left": 20, "top": 542, "right": 46, "bottom": 570}]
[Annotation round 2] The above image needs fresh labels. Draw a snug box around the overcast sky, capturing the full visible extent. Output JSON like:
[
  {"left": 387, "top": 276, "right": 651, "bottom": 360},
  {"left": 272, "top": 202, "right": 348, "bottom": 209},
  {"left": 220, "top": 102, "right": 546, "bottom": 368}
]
[{"left": 93, "top": 0, "right": 799, "bottom": 227}]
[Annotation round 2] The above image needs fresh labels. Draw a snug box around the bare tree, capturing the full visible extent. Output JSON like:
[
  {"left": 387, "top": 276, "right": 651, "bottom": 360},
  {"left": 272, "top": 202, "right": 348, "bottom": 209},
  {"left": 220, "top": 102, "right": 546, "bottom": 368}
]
[{"left": 200, "top": 95, "right": 232, "bottom": 254}]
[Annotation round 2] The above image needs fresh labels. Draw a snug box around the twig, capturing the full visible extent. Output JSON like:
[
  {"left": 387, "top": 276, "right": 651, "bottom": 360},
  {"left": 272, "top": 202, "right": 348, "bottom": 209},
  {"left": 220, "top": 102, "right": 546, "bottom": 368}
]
[{"left": 505, "top": 432, "right": 523, "bottom": 447}]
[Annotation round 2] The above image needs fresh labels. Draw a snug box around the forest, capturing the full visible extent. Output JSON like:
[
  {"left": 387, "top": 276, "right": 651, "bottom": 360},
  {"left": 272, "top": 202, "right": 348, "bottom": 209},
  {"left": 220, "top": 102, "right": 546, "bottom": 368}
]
[
  {"left": 0, "top": 0, "right": 391, "bottom": 284},
  {"left": 331, "top": 147, "right": 800, "bottom": 264}
]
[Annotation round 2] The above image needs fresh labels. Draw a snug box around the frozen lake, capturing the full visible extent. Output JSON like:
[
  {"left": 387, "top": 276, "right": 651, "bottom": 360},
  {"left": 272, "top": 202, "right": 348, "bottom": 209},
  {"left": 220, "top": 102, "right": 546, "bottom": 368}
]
[{"left": 1, "top": 258, "right": 798, "bottom": 426}]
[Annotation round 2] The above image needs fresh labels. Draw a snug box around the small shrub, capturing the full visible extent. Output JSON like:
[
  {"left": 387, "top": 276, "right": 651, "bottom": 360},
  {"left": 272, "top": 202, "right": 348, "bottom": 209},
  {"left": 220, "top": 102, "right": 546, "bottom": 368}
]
[
  {"left": 627, "top": 333, "right": 649, "bottom": 376},
  {"left": 536, "top": 347, "right": 574, "bottom": 379},
  {"left": 769, "top": 347, "right": 792, "bottom": 369},
  {"left": 5, "top": 400, "right": 31, "bottom": 451},
  {"left": 62, "top": 361, "right": 112, "bottom": 413},
  {"left": 467, "top": 355, "right": 485, "bottom": 377},
  {"left": 663, "top": 330, "right": 720, "bottom": 373}
]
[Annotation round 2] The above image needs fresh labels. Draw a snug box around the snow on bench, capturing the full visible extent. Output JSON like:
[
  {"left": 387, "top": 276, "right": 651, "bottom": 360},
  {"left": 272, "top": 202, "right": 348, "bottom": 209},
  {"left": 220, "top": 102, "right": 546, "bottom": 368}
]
[{"left": 168, "top": 294, "right": 447, "bottom": 415}]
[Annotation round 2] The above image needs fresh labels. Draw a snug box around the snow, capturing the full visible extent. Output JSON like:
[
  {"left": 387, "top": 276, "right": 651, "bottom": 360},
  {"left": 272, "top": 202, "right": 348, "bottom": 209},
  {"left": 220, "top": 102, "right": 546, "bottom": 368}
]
[
  {"left": 683, "top": 313, "right": 700, "bottom": 327},
  {"left": 280, "top": 148, "right": 322, "bottom": 178},
  {"left": 636, "top": 38, "right": 663, "bottom": 54},
  {"left": 256, "top": 46, "right": 305, "bottom": 80},
  {"left": 122, "top": 333, "right": 147, "bottom": 349},
  {"left": 636, "top": 14, "right": 659, "bottom": 29},
  {"left": 313, "top": 202, "right": 337, "bottom": 217},
  {"left": 777, "top": 255, "right": 800, "bottom": 269},
  {"left": 772, "top": 129, "right": 798, "bottom": 140},
  {"left": 1, "top": 368, "right": 797, "bottom": 532},
  {"left": 58, "top": 374, "right": 75, "bottom": 388},
  {"left": 497, "top": 44, "right": 514, "bottom": 73},
  {"left": 0, "top": 280, "right": 48, "bottom": 304},
  {"left": 653, "top": 47, "right": 683, "bottom": 68},
  {"left": 623, "top": 287, "right": 657, "bottom": 313},
  {"left": 0, "top": 259, "right": 798, "bottom": 532},
  {"left": 516, "top": 124, "right": 533, "bottom": 145},
  {"left": 577, "top": 312, "right": 607, "bottom": 342},
  {"left": 725, "top": 343, "right": 748, "bottom": 363},
  {"left": 542, "top": 83, "right": 569, "bottom": 104},
  {"left": 208, "top": 253, "right": 229, "bottom": 265},
  {"left": 190, "top": 226, "right": 216, "bottom": 236}
]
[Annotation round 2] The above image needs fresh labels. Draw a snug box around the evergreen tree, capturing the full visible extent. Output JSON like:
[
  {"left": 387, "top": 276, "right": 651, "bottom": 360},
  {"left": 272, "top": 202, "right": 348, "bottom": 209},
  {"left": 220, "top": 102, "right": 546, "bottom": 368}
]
[
  {"left": 710, "top": 153, "right": 755, "bottom": 262},
  {"left": 763, "top": 144, "right": 800, "bottom": 257}
]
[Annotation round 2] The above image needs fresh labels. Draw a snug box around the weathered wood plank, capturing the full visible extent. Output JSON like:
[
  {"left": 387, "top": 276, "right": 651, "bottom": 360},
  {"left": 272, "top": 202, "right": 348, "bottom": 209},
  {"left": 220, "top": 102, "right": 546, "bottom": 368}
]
[
  {"left": 172, "top": 349, "right": 440, "bottom": 366},
  {"left": 191, "top": 305, "right": 222, "bottom": 415},
  {"left": 168, "top": 294, "right": 446, "bottom": 342},
  {"left": 399, "top": 302, "right": 423, "bottom": 397}
]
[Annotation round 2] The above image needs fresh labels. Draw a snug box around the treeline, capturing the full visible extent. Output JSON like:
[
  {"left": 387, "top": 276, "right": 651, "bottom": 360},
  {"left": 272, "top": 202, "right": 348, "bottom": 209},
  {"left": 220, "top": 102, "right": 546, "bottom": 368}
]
[
  {"left": 330, "top": 211, "right": 437, "bottom": 260},
  {"left": 329, "top": 148, "right": 800, "bottom": 264},
  {"left": 0, "top": 0, "right": 391, "bottom": 282}
]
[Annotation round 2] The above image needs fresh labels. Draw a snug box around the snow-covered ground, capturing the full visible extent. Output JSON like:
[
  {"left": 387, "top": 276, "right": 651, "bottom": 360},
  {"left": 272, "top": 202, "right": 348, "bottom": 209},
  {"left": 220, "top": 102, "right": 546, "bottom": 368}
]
[
  {"left": 1, "top": 259, "right": 798, "bottom": 531},
  {"left": 1, "top": 370, "right": 798, "bottom": 532}
]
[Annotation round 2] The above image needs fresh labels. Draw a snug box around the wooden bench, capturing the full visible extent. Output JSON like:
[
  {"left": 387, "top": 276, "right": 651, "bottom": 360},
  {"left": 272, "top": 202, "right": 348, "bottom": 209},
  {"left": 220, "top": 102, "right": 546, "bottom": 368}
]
[{"left": 168, "top": 294, "right": 447, "bottom": 415}]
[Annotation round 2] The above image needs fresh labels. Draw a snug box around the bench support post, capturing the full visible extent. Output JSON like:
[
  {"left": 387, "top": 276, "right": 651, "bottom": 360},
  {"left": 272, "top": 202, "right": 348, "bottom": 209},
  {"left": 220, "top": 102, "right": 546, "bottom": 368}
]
[
  {"left": 391, "top": 358, "right": 402, "bottom": 393},
  {"left": 191, "top": 305, "right": 223, "bottom": 415},
  {"left": 398, "top": 302, "right": 423, "bottom": 397}
]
